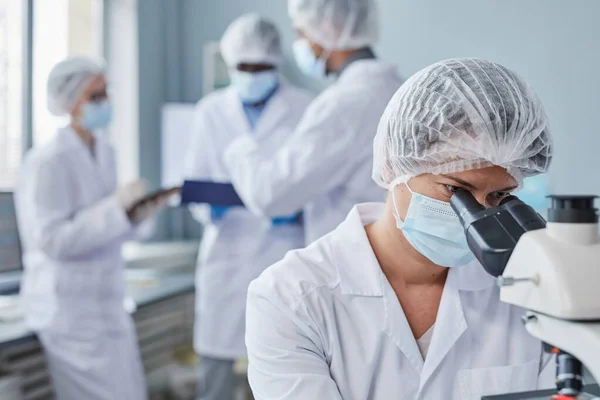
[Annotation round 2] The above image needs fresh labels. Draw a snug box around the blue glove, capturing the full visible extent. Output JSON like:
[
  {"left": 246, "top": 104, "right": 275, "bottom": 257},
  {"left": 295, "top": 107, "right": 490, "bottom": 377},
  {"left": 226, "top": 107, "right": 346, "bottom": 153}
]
[
  {"left": 271, "top": 212, "right": 301, "bottom": 226},
  {"left": 210, "top": 205, "right": 230, "bottom": 221}
]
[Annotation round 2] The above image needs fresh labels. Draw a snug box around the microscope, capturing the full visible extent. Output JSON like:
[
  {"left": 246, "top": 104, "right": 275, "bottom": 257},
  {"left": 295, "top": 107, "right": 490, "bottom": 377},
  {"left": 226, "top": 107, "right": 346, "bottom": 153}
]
[{"left": 450, "top": 192, "right": 600, "bottom": 399}]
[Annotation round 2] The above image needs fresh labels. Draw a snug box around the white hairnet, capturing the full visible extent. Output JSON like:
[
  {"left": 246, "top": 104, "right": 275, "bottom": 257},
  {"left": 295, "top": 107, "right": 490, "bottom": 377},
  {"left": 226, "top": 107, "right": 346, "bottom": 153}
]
[
  {"left": 220, "top": 13, "right": 283, "bottom": 68},
  {"left": 289, "top": 0, "right": 378, "bottom": 50},
  {"left": 373, "top": 58, "right": 552, "bottom": 189},
  {"left": 47, "top": 56, "right": 105, "bottom": 116}
]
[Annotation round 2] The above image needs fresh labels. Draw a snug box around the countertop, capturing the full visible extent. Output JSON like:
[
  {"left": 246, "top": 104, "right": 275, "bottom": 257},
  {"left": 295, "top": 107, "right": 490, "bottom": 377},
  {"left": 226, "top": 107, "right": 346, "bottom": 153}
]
[
  {"left": 0, "top": 241, "right": 199, "bottom": 295},
  {"left": 0, "top": 269, "right": 195, "bottom": 349},
  {"left": 0, "top": 241, "right": 199, "bottom": 349}
]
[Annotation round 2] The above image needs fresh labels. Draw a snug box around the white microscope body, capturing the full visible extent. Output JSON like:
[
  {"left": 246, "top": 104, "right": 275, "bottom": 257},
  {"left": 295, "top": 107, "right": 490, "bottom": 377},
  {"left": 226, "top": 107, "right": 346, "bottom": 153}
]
[
  {"left": 451, "top": 193, "right": 600, "bottom": 397},
  {"left": 501, "top": 219, "right": 600, "bottom": 385}
]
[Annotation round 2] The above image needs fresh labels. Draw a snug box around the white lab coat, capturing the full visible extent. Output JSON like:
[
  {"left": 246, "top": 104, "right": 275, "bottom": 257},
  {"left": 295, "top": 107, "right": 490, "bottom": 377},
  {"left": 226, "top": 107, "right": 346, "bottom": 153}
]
[
  {"left": 184, "top": 83, "right": 312, "bottom": 359},
  {"left": 246, "top": 203, "right": 556, "bottom": 400},
  {"left": 15, "top": 127, "right": 147, "bottom": 400},
  {"left": 223, "top": 60, "right": 402, "bottom": 243}
]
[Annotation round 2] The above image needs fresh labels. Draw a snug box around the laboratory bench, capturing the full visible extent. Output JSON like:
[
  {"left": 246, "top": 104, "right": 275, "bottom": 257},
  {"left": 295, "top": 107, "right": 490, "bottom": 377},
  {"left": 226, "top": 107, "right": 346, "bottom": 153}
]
[
  {"left": 0, "top": 240, "right": 199, "bottom": 296},
  {"left": 0, "top": 241, "right": 199, "bottom": 400}
]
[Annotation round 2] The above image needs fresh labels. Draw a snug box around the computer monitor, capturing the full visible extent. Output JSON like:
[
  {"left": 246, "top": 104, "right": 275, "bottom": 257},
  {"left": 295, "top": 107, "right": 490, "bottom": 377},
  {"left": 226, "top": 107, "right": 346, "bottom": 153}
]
[{"left": 0, "top": 192, "right": 22, "bottom": 272}]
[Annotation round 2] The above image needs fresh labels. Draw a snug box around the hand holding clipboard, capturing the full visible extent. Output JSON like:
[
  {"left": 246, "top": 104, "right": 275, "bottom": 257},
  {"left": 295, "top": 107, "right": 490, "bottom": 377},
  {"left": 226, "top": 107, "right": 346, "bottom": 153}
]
[
  {"left": 127, "top": 187, "right": 181, "bottom": 223},
  {"left": 179, "top": 180, "right": 303, "bottom": 225}
]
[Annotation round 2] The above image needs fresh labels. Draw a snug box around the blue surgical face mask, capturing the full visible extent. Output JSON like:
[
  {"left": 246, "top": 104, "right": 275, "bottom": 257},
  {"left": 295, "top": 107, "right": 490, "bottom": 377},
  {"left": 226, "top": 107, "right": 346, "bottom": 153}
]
[
  {"left": 292, "top": 38, "right": 327, "bottom": 79},
  {"left": 79, "top": 100, "right": 113, "bottom": 131},
  {"left": 230, "top": 70, "right": 278, "bottom": 104},
  {"left": 392, "top": 183, "right": 475, "bottom": 268}
]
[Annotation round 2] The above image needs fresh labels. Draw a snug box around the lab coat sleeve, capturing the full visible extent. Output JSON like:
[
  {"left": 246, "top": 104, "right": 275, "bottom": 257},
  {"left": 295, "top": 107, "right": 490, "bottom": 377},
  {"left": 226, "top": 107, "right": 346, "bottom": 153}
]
[
  {"left": 245, "top": 282, "right": 343, "bottom": 400},
  {"left": 32, "top": 159, "right": 133, "bottom": 261},
  {"left": 223, "top": 100, "right": 355, "bottom": 217}
]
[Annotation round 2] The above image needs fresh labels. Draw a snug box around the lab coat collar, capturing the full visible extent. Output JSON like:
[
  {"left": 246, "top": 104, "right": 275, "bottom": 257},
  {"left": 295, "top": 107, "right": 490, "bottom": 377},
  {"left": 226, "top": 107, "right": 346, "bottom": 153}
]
[
  {"left": 331, "top": 203, "right": 386, "bottom": 297},
  {"left": 58, "top": 126, "right": 114, "bottom": 195},
  {"left": 450, "top": 259, "right": 496, "bottom": 291},
  {"left": 331, "top": 204, "right": 469, "bottom": 377},
  {"left": 59, "top": 125, "right": 110, "bottom": 153},
  {"left": 223, "top": 87, "right": 252, "bottom": 134},
  {"left": 381, "top": 274, "right": 426, "bottom": 372},
  {"left": 418, "top": 269, "right": 468, "bottom": 388},
  {"left": 379, "top": 231, "right": 471, "bottom": 381},
  {"left": 254, "top": 81, "right": 293, "bottom": 137},
  {"left": 336, "top": 47, "right": 376, "bottom": 77},
  {"left": 333, "top": 203, "right": 495, "bottom": 388},
  {"left": 336, "top": 59, "right": 398, "bottom": 86},
  {"left": 58, "top": 125, "right": 87, "bottom": 150},
  {"left": 333, "top": 203, "right": 495, "bottom": 384}
]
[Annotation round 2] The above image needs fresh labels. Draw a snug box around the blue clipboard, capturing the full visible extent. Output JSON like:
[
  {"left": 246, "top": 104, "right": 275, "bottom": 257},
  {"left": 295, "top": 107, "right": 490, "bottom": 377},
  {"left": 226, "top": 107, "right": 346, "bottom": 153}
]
[{"left": 180, "top": 180, "right": 245, "bottom": 206}]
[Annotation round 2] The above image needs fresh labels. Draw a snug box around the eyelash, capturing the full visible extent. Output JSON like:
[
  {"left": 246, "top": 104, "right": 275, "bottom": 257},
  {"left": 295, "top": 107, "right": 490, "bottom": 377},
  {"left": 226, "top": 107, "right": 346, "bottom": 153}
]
[
  {"left": 492, "top": 191, "right": 511, "bottom": 200},
  {"left": 443, "top": 185, "right": 511, "bottom": 200},
  {"left": 444, "top": 185, "right": 464, "bottom": 194}
]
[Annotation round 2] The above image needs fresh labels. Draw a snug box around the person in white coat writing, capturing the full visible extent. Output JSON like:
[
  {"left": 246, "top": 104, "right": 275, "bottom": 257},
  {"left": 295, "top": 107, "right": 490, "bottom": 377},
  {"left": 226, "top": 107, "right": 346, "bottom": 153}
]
[
  {"left": 183, "top": 14, "right": 312, "bottom": 400},
  {"left": 245, "top": 58, "right": 555, "bottom": 400},
  {"left": 222, "top": 0, "right": 402, "bottom": 244},
  {"left": 15, "top": 57, "right": 169, "bottom": 400}
]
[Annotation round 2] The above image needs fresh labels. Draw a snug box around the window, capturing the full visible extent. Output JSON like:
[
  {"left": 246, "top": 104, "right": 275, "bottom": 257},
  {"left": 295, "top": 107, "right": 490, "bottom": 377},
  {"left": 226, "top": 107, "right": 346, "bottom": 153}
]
[
  {"left": 0, "top": 0, "right": 104, "bottom": 189},
  {"left": 32, "top": 0, "right": 103, "bottom": 145},
  {"left": 0, "top": 0, "right": 24, "bottom": 190}
]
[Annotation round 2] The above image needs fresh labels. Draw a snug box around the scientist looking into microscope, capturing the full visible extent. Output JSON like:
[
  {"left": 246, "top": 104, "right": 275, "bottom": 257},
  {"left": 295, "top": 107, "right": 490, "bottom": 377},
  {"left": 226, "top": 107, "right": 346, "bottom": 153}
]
[{"left": 245, "top": 58, "right": 555, "bottom": 400}]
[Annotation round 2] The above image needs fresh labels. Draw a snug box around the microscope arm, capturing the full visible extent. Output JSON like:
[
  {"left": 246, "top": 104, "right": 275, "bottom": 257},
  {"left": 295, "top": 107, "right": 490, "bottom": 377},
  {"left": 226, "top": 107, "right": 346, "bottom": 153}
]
[{"left": 522, "top": 312, "right": 600, "bottom": 384}]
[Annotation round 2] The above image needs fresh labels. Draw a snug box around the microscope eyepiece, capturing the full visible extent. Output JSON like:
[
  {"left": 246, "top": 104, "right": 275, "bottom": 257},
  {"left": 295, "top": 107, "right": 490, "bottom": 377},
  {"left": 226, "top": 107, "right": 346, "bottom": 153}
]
[
  {"left": 499, "top": 195, "right": 522, "bottom": 207},
  {"left": 450, "top": 190, "right": 546, "bottom": 277},
  {"left": 450, "top": 190, "right": 485, "bottom": 227}
]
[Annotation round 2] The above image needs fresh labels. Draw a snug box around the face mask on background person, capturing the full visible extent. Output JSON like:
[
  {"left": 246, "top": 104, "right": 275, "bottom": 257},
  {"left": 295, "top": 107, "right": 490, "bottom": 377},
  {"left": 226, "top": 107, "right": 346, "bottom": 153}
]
[
  {"left": 79, "top": 100, "right": 113, "bottom": 131},
  {"left": 293, "top": 38, "right": 327, "bottom": 79},
  {"left": 230, "top": 70, "right": 279, "bottom": 104},
  {"left": 391, "top": 182, "right": 475, "bottom": 268}
]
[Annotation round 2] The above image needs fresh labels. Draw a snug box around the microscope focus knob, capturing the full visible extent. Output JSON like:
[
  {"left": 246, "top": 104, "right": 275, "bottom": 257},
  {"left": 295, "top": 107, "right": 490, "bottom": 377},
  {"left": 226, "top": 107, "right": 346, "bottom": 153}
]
[{"left": 497, "top": 275, "right": 539, "bottom": 287}]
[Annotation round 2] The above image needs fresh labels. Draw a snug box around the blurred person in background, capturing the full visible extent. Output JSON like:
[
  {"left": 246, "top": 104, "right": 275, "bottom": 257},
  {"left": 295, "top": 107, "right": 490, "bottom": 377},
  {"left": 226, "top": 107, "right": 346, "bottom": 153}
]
[
  {"left": 15, "top": 56, "right": 169, "bottom": 400},
  {"left": 222, "top": 0, "right": 402, "bottom": 244},
  {"left": 183, "top": 14, "right": 312, "bottom": 400}
]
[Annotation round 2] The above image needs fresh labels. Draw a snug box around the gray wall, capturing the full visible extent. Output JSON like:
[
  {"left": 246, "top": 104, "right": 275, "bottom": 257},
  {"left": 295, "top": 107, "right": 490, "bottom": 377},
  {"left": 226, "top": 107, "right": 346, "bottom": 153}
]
[
  {"left": 136, "top": 0, "right": 600, "bottom": 239},
  {"left": 377, "top": 0, "right": 599, "bottom": 196},
  {"left": 178, "top": 0, "right": 326, "bottom": 102}
]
